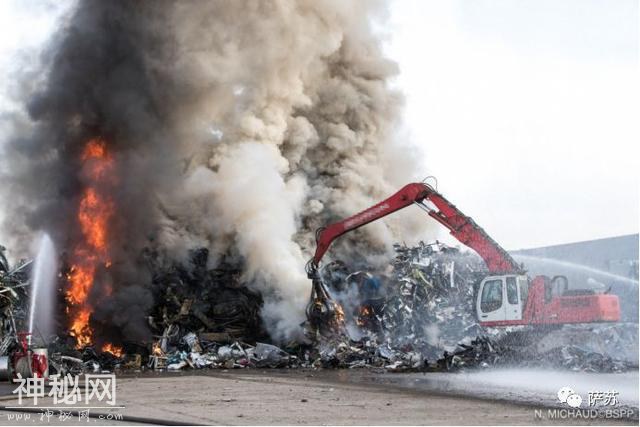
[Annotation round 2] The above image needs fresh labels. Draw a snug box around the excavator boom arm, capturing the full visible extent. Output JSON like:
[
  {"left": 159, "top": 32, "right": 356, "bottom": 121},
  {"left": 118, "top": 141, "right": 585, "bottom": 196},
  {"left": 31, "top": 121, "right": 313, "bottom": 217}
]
[{"left": 309, "top": 183, "right": 521, "bottom": 275}]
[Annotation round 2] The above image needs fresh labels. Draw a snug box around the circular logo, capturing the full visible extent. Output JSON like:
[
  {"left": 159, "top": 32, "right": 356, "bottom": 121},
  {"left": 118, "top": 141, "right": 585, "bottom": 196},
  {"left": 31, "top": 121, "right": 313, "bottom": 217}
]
[
  {"left": 566, "top": 394, "right": 583, "bottom": 408},
  {"left": 557, "top": 387, "right": 575, "bottom": 403}
]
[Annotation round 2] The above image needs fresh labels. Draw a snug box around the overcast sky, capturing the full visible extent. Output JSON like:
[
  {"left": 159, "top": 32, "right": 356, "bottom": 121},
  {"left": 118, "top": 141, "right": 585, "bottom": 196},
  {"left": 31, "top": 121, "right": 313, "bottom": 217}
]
[
  {"left": 385, "top": 0, "right": 639, "bottom": 249},
  {"left": 0, "top": 0, "right": 638, "bottom": 251}
]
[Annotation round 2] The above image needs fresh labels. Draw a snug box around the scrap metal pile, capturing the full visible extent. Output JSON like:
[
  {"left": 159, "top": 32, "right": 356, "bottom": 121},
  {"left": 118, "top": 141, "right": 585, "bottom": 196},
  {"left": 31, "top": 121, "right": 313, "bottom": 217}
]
[
  {"left": 145, "top": 248, "right": 266, "bottom": 345},
  {"left": 0, "top": 246, "right": 30, "bottom": 335},
  {"left": 310, "top": 242, "right": 637, "bottom": 372},
  {"left": 438, "top": 325, "right": 637, "bottom": 373},
  {"left": 306, "top": 241, "right": 488, "bottom": 368},
  {"left": 0, "top": 241, "right": 637, "bottom": 376},
  {"left": 0, "top": 247, "right": 31, "bottom": 364}
]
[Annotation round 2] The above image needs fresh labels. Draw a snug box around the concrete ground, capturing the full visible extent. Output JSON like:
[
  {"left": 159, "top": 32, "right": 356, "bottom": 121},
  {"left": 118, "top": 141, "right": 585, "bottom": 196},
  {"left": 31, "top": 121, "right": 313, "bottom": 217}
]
[{"left": 0, "top": 369, "right": 636, "bottom": 425}]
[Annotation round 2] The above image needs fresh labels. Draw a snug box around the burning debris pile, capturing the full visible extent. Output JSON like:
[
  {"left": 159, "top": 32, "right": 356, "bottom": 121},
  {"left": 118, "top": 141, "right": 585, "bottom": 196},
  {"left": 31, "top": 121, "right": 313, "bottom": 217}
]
[
  {"left": 65, "top": 138, "right": 116, "bottom": 350},
  {"left": 312, "top": 242, "right": 637, "bottom": 372},
  {"left": 352, "top": 242, "right": 486, "bottom": 357},
  {"left": 309, "top": 241, "right": 488, "bottom": 363},
  {"left": 0, "top": 0, "right": 637, "bottom": 388},
  {"left": 0, "top": 240, "right": 637, "bottom": 377},
  {"left": 308, "top": 244, "right": 486, "bottom": 370},
  {"left": 1, "top": 0, "right": 428, "bottom": 349},
  {"left": 47, "top": 247, "right": 273, "bottom": 374}
]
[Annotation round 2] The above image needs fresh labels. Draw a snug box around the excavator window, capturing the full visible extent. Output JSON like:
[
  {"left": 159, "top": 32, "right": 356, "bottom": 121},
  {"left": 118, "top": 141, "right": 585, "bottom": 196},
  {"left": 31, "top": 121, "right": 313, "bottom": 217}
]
[
  {"left": 506, "top": 277, "right": 518, "bottom": 304},
  {"left": 481, "top": 279, "right": 503, "bottom": 312},
  {"left": 518, "top": 277, "right": 529, "bottom": 304}
]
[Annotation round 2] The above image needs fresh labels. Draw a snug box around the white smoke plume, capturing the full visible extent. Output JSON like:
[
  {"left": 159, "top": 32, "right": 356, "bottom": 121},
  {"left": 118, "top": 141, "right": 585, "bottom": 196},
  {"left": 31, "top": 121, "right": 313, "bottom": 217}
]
[{"left": 0, "top": 0, "right": 427, "bottom": 341}]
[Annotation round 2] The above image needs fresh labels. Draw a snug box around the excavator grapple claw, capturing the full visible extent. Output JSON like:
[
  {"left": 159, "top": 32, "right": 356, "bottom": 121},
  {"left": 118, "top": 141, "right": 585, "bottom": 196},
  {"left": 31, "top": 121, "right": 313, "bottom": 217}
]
[{"left": 305, "top": 276, "right": 345, "bottom": 336}]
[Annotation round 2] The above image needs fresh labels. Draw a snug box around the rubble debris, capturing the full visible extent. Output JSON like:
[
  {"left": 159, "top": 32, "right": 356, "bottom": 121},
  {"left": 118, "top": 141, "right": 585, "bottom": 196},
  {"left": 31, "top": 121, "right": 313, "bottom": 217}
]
[
  {"left": 252, "top": 343, "right": 290, "bottom": 368},
  {"left": 0, "top": 240, "right": 635, "bottom": 377},
  {"left": 0, "top": 246, "right": 8, "bottom": 274},
  {"left": 534, "top": 323, "right": 639, "bottom": 364},
  {"left": 0, "top": 256, "right": 31, "bottom": 337},
  {"left": 438, "top": 335, "right": 634, "bottom": 373},
  {"left": 146, "top": 248, "right": 266, "bottom": 344},
  {"left": 539, "top": 345, "right": 631, "bottom": 372},
  {"left": 124, "top": 354, "right": 142, "bottom": 370},
  {"left": 310, "top": 241, "right": 636, "bottom": 373},
  {"left": 318, "top": 241, "right": 488, "bottom": 361},
  {"left": 51, "top": 355, "right": 84, "bottom": 376},
  {"left": 437, "top": 336, "right": 515, "bottom": 370}
]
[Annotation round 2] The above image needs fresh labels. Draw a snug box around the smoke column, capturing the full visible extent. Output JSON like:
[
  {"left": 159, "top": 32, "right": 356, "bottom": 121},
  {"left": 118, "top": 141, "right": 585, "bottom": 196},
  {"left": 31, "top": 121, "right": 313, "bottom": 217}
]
[{"left": 0, "top": 1, "right": 426, "bottom": 342}]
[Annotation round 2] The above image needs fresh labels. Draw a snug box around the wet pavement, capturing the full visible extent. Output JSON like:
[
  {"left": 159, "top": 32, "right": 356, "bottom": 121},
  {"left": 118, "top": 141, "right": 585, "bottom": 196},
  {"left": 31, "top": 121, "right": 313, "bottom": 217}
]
[
  {"left": 2, "top": 368, "right": 637, "bottom": 410},
  {"left": 0, "top": 383, "right": 15, "bottom": 397},
  {"left": 0, "top": 369, "right": 636, "bottom": 425},
  {"left": 360, "top": 369, "right": 639, "bottom": 409}
]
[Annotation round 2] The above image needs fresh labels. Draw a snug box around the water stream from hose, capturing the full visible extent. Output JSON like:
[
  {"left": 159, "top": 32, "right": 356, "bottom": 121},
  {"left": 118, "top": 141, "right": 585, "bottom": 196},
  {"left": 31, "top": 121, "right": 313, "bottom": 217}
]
[
  {"left": 28, "top": 233, "right": 57, "bottom": 345},
  {"left": 513, "top": 254, "right": 638, "bottom": 285}
]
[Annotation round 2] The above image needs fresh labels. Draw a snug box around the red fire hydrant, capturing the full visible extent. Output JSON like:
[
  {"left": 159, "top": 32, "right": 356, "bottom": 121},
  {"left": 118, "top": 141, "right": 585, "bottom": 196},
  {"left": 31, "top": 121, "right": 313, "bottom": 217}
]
[{"left": 12, "top": 332, "right": 48, "bottom": 379}]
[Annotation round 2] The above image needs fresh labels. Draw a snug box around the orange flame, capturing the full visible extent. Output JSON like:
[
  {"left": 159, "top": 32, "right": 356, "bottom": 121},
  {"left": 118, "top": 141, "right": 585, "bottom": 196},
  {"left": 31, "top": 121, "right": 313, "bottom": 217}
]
[
  {"left": 101, "top": 343, "right": 123, "bottom": 358},
  {"left": 69, "top": 308, "right": 92, "bottom": 347},
  {"left": 152, "top": 342, "right": 164, "bottom": 356},
  {"left": 331, "top": 302, "right": 346, "bottom": 331},
  {"left": 356, "top": 305, "right": 373, "bottom": 327},
  {"left": 360, "top": 306, "right": 372, "bottom": 316},
  {"left": 66, "top": 137, "right": 114, "bottom": 348}
]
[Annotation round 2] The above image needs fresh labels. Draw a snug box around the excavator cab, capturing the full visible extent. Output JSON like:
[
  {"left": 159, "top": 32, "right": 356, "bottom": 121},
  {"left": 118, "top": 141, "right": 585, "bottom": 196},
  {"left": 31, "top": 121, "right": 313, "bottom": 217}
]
[
  {"left": 476, "top": 274, "right": 529, "bottom": 325},
  {"left": 476, "top": 273, "right": 620, "bottom": 326}
]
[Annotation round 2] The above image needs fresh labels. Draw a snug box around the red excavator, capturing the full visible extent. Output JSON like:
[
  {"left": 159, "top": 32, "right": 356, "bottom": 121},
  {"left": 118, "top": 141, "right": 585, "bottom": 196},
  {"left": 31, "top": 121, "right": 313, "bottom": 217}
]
[{"left": 306, "top": 182, "right": 620, "bottom": 331}]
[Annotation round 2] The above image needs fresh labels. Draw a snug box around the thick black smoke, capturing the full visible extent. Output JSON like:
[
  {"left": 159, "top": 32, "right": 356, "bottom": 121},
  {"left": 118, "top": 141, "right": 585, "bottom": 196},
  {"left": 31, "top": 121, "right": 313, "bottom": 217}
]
[
  {"left": 0, "top": 1, "right": 426, "bottom": 342},
  {"left": 1, "top": 1, "right": 188, "bottom": 343}
]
